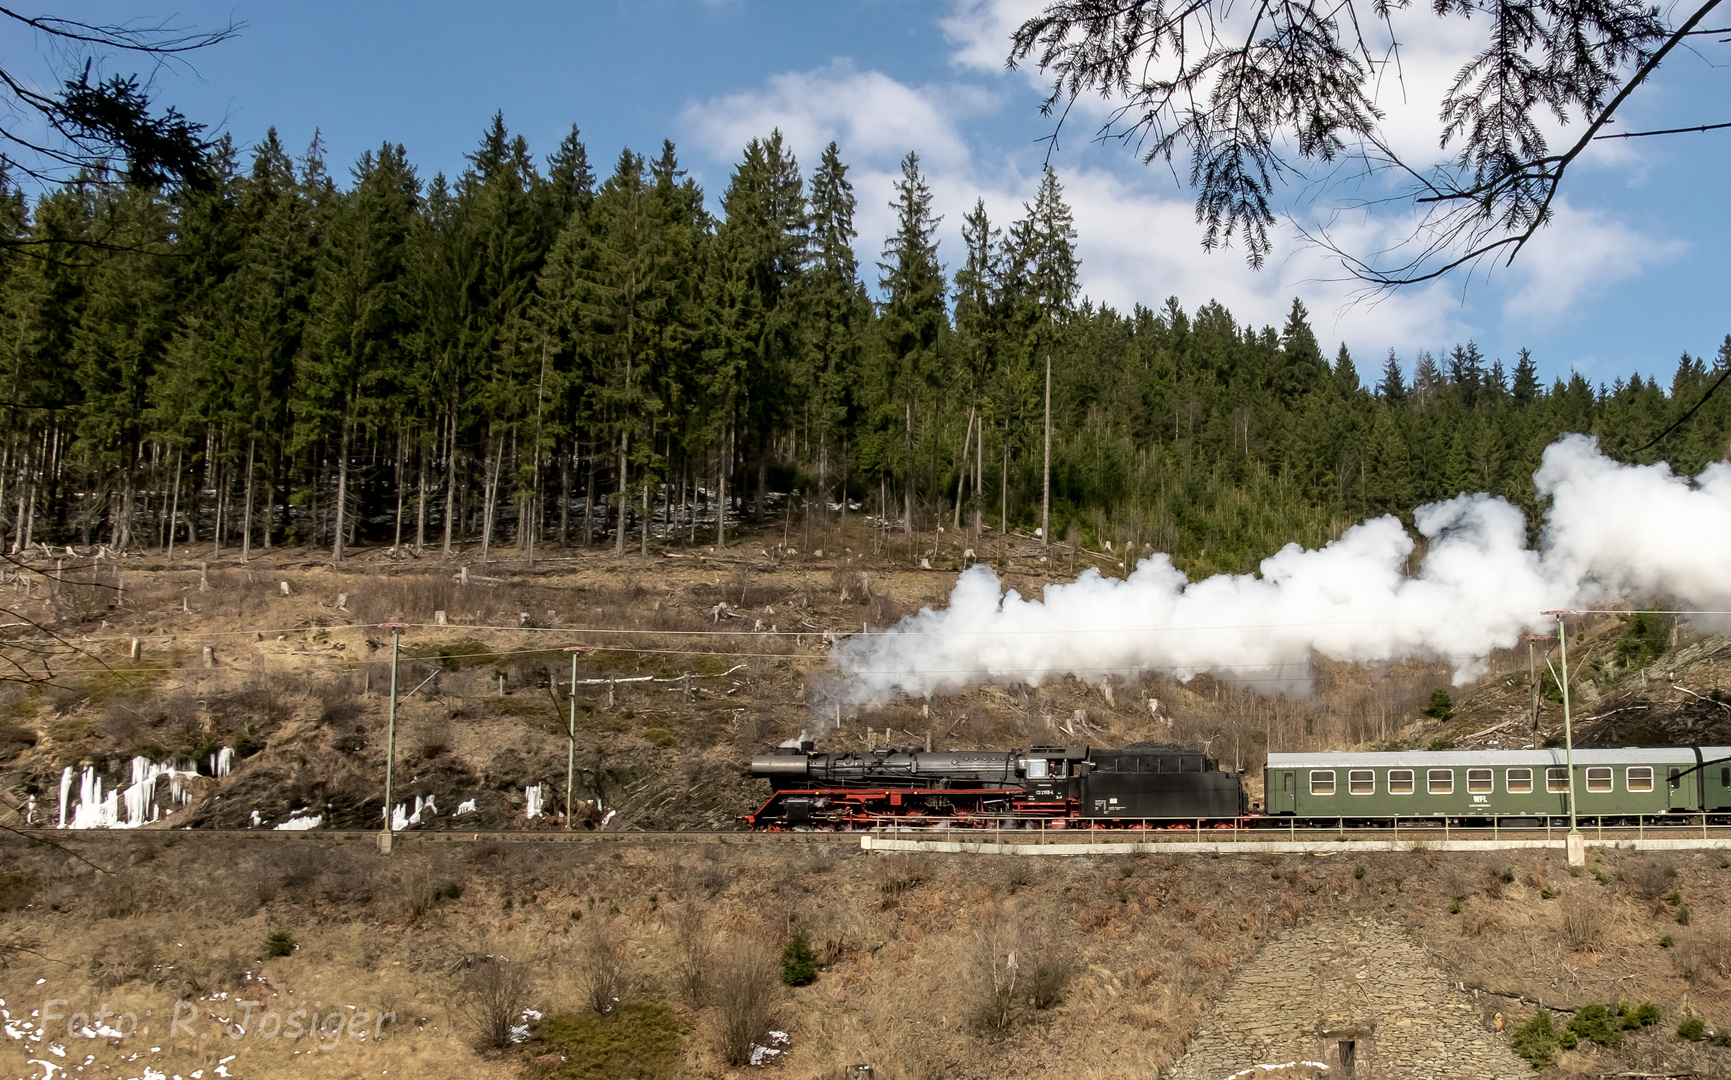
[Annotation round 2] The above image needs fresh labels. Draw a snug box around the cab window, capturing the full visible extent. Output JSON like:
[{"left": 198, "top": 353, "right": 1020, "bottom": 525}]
[
  {"left": 1506, "top": 768, "right": 1533, "bottom": 793},
  {"left": 1310, "top": 770, "right": 1336, "bottom": 796}
]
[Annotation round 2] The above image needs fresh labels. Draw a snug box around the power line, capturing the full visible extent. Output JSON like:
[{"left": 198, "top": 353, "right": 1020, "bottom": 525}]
[{"left": 35, "top": 605, "right": 1724, "bottom": 645}]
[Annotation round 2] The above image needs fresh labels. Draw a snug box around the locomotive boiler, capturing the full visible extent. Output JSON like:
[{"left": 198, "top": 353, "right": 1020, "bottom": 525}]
[{"left": 744, "top": 741, "right": 1246, "bottom": 829}]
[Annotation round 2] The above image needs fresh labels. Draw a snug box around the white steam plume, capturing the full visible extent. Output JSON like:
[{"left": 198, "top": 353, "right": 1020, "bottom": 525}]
[{"left": 831, "top": 435, "right": 1731, "bottom": 705}]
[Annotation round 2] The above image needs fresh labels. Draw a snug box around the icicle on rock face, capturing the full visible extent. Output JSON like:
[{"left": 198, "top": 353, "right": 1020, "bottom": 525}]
[
  {"left": 831, "top": 435, "right": 1731, "bottom": 705},
  {"left": 387, "top": 795, "right": 437, "bottom": 832},
  {"left": 58, "top": 757, "right": 206, "bottom": 829},
  {"left": 525, "top": 784, "right": 545, "bottom": 820}
]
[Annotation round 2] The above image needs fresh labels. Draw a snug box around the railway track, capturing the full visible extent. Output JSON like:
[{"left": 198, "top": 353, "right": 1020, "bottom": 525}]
[{"left": 26, "top": 820, "right": 1731, "bottom": 850}]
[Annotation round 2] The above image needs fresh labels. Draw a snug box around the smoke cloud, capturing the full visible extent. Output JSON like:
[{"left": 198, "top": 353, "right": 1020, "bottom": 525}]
[{"left": 831, "top": 435, "right": 1731, "bottom": 705}]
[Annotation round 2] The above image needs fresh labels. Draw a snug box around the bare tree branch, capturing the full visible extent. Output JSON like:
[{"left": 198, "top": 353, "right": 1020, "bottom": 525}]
[{"left": 1010, "top": 0, "right": 1724, "bottom": 286}]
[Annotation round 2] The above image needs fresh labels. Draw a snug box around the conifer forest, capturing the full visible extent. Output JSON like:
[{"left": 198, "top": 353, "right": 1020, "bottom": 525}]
[{"left": 5, "top": 115, "right": 1728, "bottom": 578}]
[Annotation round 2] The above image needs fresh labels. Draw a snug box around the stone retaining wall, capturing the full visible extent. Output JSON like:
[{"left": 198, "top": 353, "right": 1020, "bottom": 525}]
[{"left": 1167, "top": 918, "right": 1529, "bottom": 1080}]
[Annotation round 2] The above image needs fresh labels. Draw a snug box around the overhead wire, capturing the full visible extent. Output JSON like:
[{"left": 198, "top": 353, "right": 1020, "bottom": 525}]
[{"left": 30, "top": 605, "right": 1729, "bottom": 644}]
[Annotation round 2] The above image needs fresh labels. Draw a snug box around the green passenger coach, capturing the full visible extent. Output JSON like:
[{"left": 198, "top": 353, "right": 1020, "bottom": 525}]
[{"left": 1265, "top": 747, "right": 1731, "bottom": 823}]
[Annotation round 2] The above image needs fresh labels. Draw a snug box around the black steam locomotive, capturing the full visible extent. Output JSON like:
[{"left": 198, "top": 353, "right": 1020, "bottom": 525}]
[{"left": 744, "top": 741, "right": 1246, "bottom": 829}]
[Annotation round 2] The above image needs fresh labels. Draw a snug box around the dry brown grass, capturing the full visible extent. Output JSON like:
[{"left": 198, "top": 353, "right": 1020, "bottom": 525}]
[{"left": 2, "top": 838, "right": 1728, "bottom": 1079}]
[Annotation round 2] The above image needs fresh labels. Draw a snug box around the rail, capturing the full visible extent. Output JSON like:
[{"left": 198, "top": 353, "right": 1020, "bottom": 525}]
[
  {"left": 845, "top": 812, "right": 1731, "bottom": 846},
  {"left": 25, "top": 812, "right": 1731, "bottom": 847}
]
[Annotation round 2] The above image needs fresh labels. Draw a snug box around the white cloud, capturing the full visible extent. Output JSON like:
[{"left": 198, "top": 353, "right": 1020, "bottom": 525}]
[
  {"left": 680, "top": 58, "right": 985, "bottom": 174},
  {"left": 941, "top": 0, "right": 1047, "bottom": 77},
  {"left": 683, "top": 57, "right": 1471, "bottom": 353},
  {"left": 1499, "top": 200, "right": 1684, "bottom": 323},
  {"left": 679, "top": 32, "right": 1679, "bottom": 368}
]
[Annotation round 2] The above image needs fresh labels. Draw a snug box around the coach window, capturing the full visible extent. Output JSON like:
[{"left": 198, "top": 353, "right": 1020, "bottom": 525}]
[
  {"left": 1387, "top": 769, "right": 1414, "bottom": 795},
  {"left": 1546, "top": 767, "right": 1570, "bottom": 793},
  {"left": 1466, "top": 768, "right": 1493, "bottom": 794},
  {"left": 1626, "top": 766, "right": 1654, "bottom": 792},
  {"left": 1506, "top": 768, "right": 1534, "bottom": 794},
  {"left": 1348, "top": 770, "right": 1374, "bottom": 795},
  {"left": 1310, "top": 770, "right": 1336, "bottom": 796},
  {"left": 1586, "top": 767, "right": 1613, "bottom": 793},
  {"left": 1427, "top": 769, "right": 1454, "bottom": 795}
]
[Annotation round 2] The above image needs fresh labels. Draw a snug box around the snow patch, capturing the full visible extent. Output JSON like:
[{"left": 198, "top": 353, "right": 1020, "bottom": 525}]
[{"left": 748, "top": 1030, "right": 790, "bottom": 1066}]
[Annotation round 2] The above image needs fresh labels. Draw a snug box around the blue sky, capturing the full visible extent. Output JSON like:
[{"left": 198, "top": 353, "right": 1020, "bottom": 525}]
[{"left": 8, "top": 0, "right": 1727, "bottom": 388}]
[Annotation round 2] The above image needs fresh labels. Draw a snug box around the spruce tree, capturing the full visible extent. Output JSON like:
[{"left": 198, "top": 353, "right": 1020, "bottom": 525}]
[
  {"left": 804, "top": 142, "right": 866, "bottom": 516},
  {"left": 878, "top": 152, "right": 946, "bottom": 538},
  {"left": 297, "top": 141, "right": 419, "bottom": 563}
]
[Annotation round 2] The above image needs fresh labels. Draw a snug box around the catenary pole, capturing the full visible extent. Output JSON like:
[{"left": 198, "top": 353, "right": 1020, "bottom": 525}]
[
  {"left": 379, "top": 621, "right": 410, "bottom": 853},
  {"left": 1543, "top": 610, "right": 1583, "bottom": 865},
  {"left": 563, "top": 645, "right": 585, "bottom": 829}
]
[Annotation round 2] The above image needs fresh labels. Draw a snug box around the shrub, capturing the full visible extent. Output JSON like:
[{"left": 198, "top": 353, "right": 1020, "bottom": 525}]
[
  {"left": 1677, "top": 1016, "right": 1706, "bottom": 1041},
  {"left": 442, "top": 882, "right": 464, "bottom": 900},
  {"left": 1619, "top": 1000, "right": 1661, "bottom": 1029},
  {"left": 1026, "top": 950, "right": 1075, "bottom": 1011},
  {"left": 1560, "top": 897, "right": 1603, "bottom": 952},
  {"left": 1713, "top": 1028, "right": 1731, "bottom": 1048},
  {"left": 1426, "top": 737, "right": 1456, "bottom": 752},
  {"left": 1422, "top": 689, "right": 1454, "bottom": 721},
  {"left": 1511, "top": 1010, "right": 1559, "bottom": 1067},
  {"left": 714, "top": 940, "right": 779, "bottom": 1067},
  {"left": 406, "top": 873, "right": 438, "bottom": 921},
  {"left": 578, "top": 921, "right": 630, "bottom": 1014},
  {"left": 967, "top": 928, "right": 1022, "bottom": 1033},
  {"left": 456, "top": 953, "right": 536, "bottom": 1050},
  {"left": 780, "top": 932, "right": 817, "bottom": 987},
  {"left": 1448, "top": 898, "right": 1463, "bottom": 915},
  {"left": 1614, "top": 611, "right": 1668, "bottom": 670},
  {"left": 263, "top": 929, "right": 296, "bottom": 958},
  {"left": 1675, "top": 903, "right": 1691, "bottom": 926},
  {"left": 671, "top": 906, "right": 711, "bottom": 1007},
  {"left": 642, "top": 726, "right": 676, "bottom": 748},
  {"left": 1660, "top": 935, "right": 1674, "bottom": 948},
  {"left": 1567, "top": 1004, "right": 1622, "bottom": 1048},
  {"left": 1353, "top": 864, "right": 1365, "bottom": 880},
  {"left": 1623, "top": 860, "right": 1676, "bottom": 901}
]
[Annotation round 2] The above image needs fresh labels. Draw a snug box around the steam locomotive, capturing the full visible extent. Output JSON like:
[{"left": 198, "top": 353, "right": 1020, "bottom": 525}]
[
  {"left": 744, "top": 741, "right": 1247, "bottom": 829},
  {"left": 744, "top": 741, "right": 1731, "bottom": 830}
]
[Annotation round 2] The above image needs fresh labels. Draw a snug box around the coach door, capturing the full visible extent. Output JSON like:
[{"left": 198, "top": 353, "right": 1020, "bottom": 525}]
[{"left": 1268, "top": 770, "right": 1298, "bottom": 814}]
